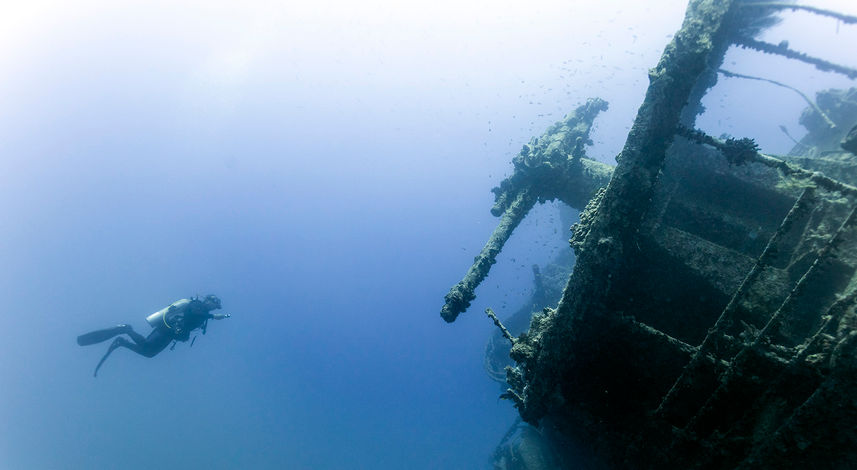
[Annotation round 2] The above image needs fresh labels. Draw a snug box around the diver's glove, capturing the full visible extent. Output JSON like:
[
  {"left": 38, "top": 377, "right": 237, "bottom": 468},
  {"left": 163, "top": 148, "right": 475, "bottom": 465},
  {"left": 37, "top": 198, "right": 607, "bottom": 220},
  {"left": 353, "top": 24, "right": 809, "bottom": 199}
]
[{"left": 211, "top": 313, "right": 231, "bottom": 320}]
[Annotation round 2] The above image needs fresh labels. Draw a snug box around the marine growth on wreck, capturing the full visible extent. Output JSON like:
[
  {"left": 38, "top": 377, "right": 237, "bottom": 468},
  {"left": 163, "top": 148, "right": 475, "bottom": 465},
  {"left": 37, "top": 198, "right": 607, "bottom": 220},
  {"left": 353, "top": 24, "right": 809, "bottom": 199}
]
[{"left": 441, "top": 1, "right": 857, "bottom": 468}]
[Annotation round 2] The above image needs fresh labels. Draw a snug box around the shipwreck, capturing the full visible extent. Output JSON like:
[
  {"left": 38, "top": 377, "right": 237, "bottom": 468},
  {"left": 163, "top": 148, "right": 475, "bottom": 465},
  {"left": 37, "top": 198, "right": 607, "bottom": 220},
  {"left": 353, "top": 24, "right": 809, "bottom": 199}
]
[{"left": 440, "top": 1, "right": 857, "bottom": 468}]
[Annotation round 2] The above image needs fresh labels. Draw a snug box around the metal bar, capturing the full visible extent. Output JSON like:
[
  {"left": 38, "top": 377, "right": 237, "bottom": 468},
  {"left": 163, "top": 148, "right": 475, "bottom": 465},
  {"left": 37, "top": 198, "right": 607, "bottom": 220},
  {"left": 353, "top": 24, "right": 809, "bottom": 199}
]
[
  {"left": 518, "top": 0, "right": 742, "bottom": 423},
  {"left": 738, "top": 2, "right": 857, "bottom": 24},
  {"left": 751, "top": 203, "right": 857, "bottom": 347},
  {"left": 441, "top": 189, "right": 536, "bottom": 322},
  {"left": 655, "top": 186, "right": 817, "bottom": 416},
  {"left": 440, "top": 99, "right": 612, "bottom": 322},
  {"left": 792, "top": 289, "right": 857, "bottom": 364},
  {"left": 735, "top": 36, "right": 857, "bottom": 79},
  {"left": 676, "top": 125, "right": 857, "bottom": 196}
]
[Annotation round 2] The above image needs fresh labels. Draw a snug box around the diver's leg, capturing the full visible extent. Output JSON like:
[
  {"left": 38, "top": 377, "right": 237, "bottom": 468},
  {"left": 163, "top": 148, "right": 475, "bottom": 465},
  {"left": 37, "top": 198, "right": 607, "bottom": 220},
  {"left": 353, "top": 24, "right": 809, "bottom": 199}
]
[
  {"left": 92, "top": 332, "right": 172, "bottom": 377},
  {"left": 138, "top": 329, "right": 173, "bottom": 356},
  {"left": 115, "top": 332, "right": 172, "bottom": 358},
  {"left": 123, "top": 326, "right": 147, "bottom": 345}
]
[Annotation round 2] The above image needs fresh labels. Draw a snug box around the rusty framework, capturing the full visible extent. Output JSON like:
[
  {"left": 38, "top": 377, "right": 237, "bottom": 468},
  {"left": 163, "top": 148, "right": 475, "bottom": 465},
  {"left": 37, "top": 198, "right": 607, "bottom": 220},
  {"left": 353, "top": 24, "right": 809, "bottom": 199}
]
[{"left": 442, "top": 1, "right": 857, "bottom": 468}]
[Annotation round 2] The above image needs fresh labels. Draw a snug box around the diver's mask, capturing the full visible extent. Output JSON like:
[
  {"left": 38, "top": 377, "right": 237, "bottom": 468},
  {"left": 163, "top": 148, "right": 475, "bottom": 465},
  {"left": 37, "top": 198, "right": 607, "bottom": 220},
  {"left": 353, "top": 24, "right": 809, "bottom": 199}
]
[{"left": 203, "top": 295, "right": 222, "bottom": 310}]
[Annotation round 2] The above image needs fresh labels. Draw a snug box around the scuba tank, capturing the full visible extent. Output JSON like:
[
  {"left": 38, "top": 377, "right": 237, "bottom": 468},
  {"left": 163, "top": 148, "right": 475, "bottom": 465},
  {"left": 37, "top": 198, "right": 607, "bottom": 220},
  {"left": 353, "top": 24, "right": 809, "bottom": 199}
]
[{"left": 146, "top": 298, "right": 191, "bottom": 330}]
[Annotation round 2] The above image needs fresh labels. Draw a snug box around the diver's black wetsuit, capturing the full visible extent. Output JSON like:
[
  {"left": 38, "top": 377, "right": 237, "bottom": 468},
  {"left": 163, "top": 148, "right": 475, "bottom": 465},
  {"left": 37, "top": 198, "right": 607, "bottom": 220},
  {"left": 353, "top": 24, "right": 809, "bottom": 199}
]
[
  {"left": 109, "top": 324, "right": 173, "bottom": 358},
  {"left": 77, "top": 295, "right": 228, "bottom": 377}
]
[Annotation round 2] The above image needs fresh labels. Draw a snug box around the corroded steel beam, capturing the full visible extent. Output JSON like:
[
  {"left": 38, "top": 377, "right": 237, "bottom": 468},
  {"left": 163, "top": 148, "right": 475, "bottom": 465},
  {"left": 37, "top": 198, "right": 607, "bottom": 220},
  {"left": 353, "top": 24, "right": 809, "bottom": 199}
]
[
  {"left": 441, "top": 99, "right": 612, "bottom": 322},
  {"left": 513, "top": 0, "right": 741, "bottom": 422}
]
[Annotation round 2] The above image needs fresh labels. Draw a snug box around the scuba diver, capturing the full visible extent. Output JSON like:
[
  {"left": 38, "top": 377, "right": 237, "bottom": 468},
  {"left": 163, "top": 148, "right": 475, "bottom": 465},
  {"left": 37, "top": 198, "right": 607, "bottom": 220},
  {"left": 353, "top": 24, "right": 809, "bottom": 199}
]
[{"left": 77, "top": 295, "right": 231, "bottom": 377}]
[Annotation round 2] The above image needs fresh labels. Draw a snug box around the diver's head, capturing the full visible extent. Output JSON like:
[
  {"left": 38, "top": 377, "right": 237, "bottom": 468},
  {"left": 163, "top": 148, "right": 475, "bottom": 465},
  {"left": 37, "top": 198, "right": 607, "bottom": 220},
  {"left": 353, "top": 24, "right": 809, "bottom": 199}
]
[{"left": 203, "top": 295, "right": 222, "bottom": 310}]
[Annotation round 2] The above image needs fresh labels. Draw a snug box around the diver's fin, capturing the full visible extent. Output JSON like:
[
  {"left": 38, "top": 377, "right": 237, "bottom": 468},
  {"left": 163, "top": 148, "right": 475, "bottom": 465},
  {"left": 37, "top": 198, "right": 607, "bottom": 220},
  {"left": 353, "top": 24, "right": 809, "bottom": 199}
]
[
  {"left": 93, "top": 339, "right": 121, "bottom": 377},
  {"left": 76, "top": 325, "right": 129, "bottom": 346}
]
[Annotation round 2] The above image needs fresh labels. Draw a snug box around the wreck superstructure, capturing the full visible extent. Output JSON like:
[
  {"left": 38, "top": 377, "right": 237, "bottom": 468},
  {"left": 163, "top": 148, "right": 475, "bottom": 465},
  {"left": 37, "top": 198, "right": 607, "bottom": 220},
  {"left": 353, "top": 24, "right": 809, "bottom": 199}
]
[{"left": 441, "top": 1, "right": 857, "bottom": 468}]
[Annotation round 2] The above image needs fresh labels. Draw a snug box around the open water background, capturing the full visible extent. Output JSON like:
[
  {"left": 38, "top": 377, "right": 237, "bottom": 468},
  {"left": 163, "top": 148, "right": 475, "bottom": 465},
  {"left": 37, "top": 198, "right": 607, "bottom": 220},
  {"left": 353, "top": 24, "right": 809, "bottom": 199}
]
[{"left": 1, "top": 1, "right": 854, "bottom": 468}]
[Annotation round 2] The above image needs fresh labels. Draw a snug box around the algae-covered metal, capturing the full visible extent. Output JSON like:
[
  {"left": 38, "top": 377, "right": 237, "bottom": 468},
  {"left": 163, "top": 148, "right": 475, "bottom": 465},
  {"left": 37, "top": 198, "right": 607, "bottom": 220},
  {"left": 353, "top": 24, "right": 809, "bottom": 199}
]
[
  {"left": 441, "top": 99, "right": 613, "bottom": 323},
  {"left": 442, "top": 0, "right": 857, "bottom": 468}
]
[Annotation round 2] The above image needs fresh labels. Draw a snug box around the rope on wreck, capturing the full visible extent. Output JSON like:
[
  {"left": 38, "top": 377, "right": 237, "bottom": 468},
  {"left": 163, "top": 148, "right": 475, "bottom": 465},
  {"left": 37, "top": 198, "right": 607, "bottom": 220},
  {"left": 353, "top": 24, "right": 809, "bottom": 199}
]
[{"left": 718, "top": 69, "right": 837, "bottom": 129}]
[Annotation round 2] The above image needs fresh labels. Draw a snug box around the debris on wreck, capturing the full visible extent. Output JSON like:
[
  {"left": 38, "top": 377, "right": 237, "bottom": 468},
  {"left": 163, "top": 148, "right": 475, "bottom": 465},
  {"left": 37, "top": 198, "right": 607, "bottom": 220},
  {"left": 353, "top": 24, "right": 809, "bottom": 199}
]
[
  {"left": 844, "top": 124, "right": 857, "bottom": 154},
  {"left": 441, "top": 1, "right": 857, "bottom": 468}
]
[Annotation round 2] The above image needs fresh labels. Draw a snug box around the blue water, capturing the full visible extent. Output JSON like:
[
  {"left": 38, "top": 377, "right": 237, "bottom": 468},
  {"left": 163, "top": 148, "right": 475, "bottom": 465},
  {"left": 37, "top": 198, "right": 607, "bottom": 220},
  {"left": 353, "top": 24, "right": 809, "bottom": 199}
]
[{"left": 1, "top": 1, "right": 854, "bottom": 468}]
